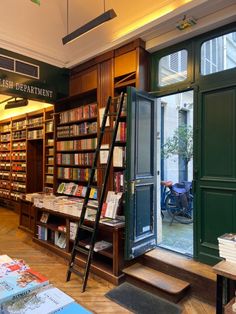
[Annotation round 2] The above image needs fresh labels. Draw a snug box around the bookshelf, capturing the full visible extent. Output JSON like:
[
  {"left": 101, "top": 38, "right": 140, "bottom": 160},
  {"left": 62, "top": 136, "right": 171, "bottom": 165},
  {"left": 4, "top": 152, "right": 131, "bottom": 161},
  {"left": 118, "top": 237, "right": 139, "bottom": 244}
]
[
  {"left": 0, "top": 108, "right": 54, "bottom": 210},
  {"left": 11, "top": 114, "right": 27, "bottom": 201},
  {"left": 54, "top": 94, "right": 98, "bottom": 196},
  {"left": 0, "top": 119, "right": 11, "bottom": 200},
  {"left": 33, "top": 206, "right": 124, "bottom": 284},
  {"left": 44, "top": 108, "right": 55, "bottom": 190}
]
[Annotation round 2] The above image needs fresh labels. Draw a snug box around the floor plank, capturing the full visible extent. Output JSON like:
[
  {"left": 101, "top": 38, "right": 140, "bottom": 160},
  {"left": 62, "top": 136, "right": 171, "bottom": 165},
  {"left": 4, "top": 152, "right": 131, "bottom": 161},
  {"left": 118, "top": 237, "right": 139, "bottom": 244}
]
[{"left": 0, "top": 207, "right": 216, "bottom": 313}]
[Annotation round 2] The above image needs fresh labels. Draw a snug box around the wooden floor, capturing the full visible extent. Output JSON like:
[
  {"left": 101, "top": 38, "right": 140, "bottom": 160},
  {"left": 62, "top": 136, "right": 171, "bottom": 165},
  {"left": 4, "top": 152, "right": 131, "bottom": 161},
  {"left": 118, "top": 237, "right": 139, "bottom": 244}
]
[{"left": 0, "top": 207, "right": 215, "bottom": 313}]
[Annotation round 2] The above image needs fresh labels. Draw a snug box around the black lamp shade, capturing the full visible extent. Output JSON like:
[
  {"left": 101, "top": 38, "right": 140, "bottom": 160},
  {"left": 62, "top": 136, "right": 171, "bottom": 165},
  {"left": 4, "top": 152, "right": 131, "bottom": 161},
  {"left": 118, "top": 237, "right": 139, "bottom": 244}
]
[{"left": 62, "top": 9, "right": 117, "bottom": 45}]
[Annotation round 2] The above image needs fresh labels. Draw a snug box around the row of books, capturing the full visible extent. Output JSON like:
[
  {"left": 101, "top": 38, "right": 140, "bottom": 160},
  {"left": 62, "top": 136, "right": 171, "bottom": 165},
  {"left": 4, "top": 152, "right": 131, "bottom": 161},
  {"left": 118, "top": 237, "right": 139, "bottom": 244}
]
[
  {"left": 0, "top": 171, "right": 10, "bottom": 179},
  {"left": 12, "top": 130, "right": 26, "bottom": 139},
  {"left": 0, "top": 189, "right": 10, "bottom": 198},
  {"left": 57, "top": 121, "right": 97, "bottom": 138},
  {"left": 57, "top": 138, "right": 97, "bottom": 151},
  {"left": 12, "top": 173, "right": 26, "bottom": 182},
  {"left": 0, "top": 153, "right": 11, "bottom": 160},
  {"left": 57, "top": 182, "right": 98, "bottom": 199},
  {"left": 11, "top": 182, "right": 26, "bottom": 192},
  {"left": 57, "top": 152, "right": 94, "bottom": 166},
  {"left": 0, "top": 143, "right": 10, "bottom": 151},
  {"left": 11, "top": 152, "right": 26, "bottom": 160},
  {"left": 45, "top": 175, "right": 54, "bottom": 184},
  {"left": 12, "top": 141, "right": 26, "bottom": 150},
  {"left": 0, "top": 163, "right": 11, "bottom": 170},
  {"left": 28, "top": 129, "right": 43, "bottom": 139},
  {"left": 0, "top": 124, "right": 11, "bottom": 132},
  {"left": 114, "top": 171, "right": 124, "bottom": 192},
  {"left": 0, "top": 255, "right": 92, "bottom": 313},
  {"left": 59, "top": 103, "right": 97, "bottom": 124},
  {"left": 11, "top": 163, "right": 26, "bottom": 172},
  {"left": 27, "top": 116, "right": 43, "bottom": 127},
  {"left": 12, "top": 120, "right": 27, "bottom": 129},
  {"left": 57, "top": 167, "right": 97, "bottom": 181},
  {"left": 0, "top": 181, "right": 11, "bottom": 189},
  {"left": 45, "top": 120, "right": 53, "bottom": 132},
  {"left": 116, "top": 122, "right": 127, "bottom": 142},
  {"left": 0, "top": 133, "right": 11, "bottom": 142}
]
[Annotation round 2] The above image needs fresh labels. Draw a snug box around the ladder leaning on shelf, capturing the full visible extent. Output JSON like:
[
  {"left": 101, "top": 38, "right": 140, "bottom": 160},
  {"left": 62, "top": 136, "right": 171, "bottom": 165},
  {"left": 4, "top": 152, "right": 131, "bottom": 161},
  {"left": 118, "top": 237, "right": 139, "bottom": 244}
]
[{"left": 66, "top": 92, "right": 125, "bottom": 292}]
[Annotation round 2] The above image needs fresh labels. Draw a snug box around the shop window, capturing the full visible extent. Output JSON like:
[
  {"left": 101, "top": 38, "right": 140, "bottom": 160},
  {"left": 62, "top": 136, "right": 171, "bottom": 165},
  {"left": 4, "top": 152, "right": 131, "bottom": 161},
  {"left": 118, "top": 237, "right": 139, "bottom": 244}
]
[
  {"left": 201, "top": 31, "right": 236, "bottom": 75},
  {"left": 158, "top": 50, "right": 188, "bottom": 86}
]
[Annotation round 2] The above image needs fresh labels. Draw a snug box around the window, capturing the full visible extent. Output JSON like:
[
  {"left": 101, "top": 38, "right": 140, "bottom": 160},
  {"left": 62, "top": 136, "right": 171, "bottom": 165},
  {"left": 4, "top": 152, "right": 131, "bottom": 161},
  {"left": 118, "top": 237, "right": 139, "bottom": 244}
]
[
  {"left": 158, "top": 50, "right": 188, "bottom": 87},
  {"left": 201, "top": 32, "right": 236, "bottom": 75}
]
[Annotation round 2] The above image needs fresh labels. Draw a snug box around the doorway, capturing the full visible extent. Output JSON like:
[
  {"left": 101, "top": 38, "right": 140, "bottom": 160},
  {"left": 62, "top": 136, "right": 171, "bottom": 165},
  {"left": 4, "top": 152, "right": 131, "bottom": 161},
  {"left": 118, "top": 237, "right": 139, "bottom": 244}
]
[{"left": 158, "top": 90, "right": 194, "bottom": 256}]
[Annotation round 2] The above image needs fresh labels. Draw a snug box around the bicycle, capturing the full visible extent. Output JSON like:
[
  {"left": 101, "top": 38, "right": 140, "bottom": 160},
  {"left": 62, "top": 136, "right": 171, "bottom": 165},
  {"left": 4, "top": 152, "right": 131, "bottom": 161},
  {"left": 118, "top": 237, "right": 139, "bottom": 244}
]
[{"left": 161, "top": 180, "right": 193, "bottom": 225}]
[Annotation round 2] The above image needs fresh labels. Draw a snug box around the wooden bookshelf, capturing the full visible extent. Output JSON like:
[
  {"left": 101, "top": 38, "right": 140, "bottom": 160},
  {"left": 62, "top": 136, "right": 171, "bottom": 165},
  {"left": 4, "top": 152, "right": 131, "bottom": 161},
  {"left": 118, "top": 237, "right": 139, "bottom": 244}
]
[
  {"left": 33, "top": 206, "right": 125, "bottom": 284},
  {"left": 0, "top": 108, "right": 54, "bottom": 209}
]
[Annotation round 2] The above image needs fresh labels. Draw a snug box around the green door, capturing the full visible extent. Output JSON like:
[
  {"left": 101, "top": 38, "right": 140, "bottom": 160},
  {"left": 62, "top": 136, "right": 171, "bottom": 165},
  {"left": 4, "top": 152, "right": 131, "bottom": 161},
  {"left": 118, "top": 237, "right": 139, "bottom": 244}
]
[
  {"left": 196, "top": 86, "right": 236, "bottom": 264},
  {"left": 125, "top": 87, "right": 158, "bottom": 260}
]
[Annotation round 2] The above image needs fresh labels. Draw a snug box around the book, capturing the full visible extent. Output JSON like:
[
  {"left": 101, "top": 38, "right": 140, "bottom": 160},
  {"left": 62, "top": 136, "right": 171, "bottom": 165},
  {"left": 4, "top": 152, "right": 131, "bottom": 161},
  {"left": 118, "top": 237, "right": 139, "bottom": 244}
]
[
  {"left": 1, "top": 284, "right": 74, "bottom": 314},
  {"left": 40, "top": 212, "right": 49, "bottom": 224},
  {"left": 0, "top": 256, "right": 13, "bottom": 265},
  {"left": 218, "top": 233, "right": 236, "bottom": 245},
  {"left": 86, "top": 240, "right": 112, "bottom": 252},
  {"left": 0, "top": 268, "right": 49, "bottom": 305},
  {"left": 55, "top": 301, "right": 92, "bottom": 313},
  {"left": 100, "top": 218, "right": 125, "bottom": 227}
]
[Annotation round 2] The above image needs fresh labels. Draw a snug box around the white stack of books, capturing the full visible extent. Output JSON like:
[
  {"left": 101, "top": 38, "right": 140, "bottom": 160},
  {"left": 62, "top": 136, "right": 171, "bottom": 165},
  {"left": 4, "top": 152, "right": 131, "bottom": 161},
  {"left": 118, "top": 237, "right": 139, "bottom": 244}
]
[{"left": 218, "top": 233, "right": 236, "bottom": 263}]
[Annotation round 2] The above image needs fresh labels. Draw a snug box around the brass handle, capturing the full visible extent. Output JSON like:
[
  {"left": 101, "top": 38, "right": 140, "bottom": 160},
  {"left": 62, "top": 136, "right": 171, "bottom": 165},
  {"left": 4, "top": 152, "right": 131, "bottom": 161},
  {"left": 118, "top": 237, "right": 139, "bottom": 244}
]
[{"left": 131, "top": 181, "right": 135, "bottom": 195}]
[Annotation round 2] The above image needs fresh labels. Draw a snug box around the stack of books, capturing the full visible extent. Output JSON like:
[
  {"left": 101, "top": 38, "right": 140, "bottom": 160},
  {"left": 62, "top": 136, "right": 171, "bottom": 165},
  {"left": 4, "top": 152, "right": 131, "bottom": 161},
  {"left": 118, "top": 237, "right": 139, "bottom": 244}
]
[
  {"left": 0, "top": 254, "right": 92, "bottom": 313},
  {"left": 218, "top": 233, "right": 236, "bottom": 263}
]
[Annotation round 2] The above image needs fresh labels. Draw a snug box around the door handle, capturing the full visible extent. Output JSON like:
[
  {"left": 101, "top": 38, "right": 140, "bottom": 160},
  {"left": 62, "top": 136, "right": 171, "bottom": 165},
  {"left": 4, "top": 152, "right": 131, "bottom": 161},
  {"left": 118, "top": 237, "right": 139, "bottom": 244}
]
[{"left": 131, "top": 181, "right": 135, "bottom": 195}]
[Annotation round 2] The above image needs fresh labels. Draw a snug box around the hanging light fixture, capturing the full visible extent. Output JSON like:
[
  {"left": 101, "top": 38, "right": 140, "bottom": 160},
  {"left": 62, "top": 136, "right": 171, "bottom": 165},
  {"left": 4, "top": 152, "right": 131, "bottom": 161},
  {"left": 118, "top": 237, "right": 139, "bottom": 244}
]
[
  {"left": 4, "top": 98, "right": 28, "bottom": 109},
  {"left": 62, "top": 0, "right": 117, "bottom": 45}
]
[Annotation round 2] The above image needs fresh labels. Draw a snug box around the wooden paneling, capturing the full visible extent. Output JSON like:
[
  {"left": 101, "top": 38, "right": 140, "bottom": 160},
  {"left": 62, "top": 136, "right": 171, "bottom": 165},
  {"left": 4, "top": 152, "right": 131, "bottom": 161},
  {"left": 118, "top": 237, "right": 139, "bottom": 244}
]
[
  {"left": 69, "top": 67, "right": 98, "bottom": 96},
  {"left": 114, "top": 50, "right": 136, "bottom": 78}
]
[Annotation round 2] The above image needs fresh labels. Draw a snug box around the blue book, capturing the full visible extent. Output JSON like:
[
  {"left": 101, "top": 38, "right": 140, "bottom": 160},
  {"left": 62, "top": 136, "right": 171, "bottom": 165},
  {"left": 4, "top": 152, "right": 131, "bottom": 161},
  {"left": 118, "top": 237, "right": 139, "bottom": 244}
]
[
  {"left": 0, "top": 268, "right": 49, "bottom": 305},
  {"left": 55, "top": 302, "right": 93, "bottom": 313}
]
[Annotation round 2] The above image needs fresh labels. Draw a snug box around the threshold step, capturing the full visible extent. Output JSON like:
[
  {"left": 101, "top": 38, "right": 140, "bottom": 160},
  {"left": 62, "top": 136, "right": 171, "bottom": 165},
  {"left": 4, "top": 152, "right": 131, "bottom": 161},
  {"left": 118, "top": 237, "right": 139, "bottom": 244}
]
[{"left": 123, "top": 263, "right": 190, "bottom": 302}]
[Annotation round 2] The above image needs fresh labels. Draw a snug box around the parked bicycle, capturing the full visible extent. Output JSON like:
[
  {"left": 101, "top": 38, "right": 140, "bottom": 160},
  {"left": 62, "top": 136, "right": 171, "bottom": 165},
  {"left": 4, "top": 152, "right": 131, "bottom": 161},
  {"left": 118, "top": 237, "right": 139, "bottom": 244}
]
[{"left": 161, "top": 180, "right": 193, "bottom": 225}]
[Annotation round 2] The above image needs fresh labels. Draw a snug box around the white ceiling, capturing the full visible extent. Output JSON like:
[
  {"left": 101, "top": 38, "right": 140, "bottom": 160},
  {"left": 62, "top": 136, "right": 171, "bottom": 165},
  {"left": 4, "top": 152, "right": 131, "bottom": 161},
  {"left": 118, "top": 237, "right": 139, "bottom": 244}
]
[{"left": 0, "top": 0, "right": 235, "bottom": 69}]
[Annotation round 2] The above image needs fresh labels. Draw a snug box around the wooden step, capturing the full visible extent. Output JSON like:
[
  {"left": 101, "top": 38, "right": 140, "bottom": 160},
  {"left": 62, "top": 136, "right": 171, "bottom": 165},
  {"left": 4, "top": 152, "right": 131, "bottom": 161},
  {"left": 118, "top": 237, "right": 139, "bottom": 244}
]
[
  {"left": 142, "top": 247, "right": 216, "bottom": 305},
  {"left": 123, "top": 262, "right": 190, "bottom": 303}
]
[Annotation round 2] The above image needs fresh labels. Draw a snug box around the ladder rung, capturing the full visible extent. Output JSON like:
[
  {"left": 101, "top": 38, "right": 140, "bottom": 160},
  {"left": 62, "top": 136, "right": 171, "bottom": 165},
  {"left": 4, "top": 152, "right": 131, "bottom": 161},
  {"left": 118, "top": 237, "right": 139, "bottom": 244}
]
[
  {"left": 88, "top": 184, "right": 99, "bottom": 189},
  {"left": 80, "top": 224, "right": 94, "bottom": 233},
  {"left": 74, "top": 245, "right": 89, "bottom": 255},
  {"left": 105, "top": 113, "right": 117, "bottom": 117},
  {"left": 69, "top": 267, "right": 84, "bottom": 278},
  {"left": 84, "top": 204, "right": 98, "bottom": 210}
]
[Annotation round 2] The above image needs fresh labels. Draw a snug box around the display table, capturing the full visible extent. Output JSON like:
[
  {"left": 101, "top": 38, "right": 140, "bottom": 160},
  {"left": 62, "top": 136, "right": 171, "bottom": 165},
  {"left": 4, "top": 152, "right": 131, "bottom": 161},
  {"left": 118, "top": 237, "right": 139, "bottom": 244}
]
[{"left": 213, "top": 260, "right": 236, "bottom": 314}]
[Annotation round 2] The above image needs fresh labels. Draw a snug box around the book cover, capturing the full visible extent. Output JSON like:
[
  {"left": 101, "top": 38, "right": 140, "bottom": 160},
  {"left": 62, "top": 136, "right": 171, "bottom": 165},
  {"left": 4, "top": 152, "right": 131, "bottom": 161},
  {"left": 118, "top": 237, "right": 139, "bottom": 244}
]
[
  {"left": 218, "top": 233, "right": 236, "bottom": 244},
  {"left": 1, "top": 285, "right": 74, "bottom": 314},
  {"left": 0, "top": 268, "right": 49, "bottom": 305},
  {"left": 86, "top": 240, "right": 112, "bottom": 252},
  {"left": 55, "top": 301, "right": 92, "bottom": 313},
  {"left": 0, "top": 256, "right": 13, "bottom": 265}
]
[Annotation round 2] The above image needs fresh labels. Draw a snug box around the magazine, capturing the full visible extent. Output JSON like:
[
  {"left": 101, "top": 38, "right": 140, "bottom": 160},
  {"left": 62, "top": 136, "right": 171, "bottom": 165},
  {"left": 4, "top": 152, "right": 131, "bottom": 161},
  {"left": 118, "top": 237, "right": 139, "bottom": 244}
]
[
  {"left": 0, "top": 268, "right": 49, "bottom": 305},
  {"left": 1, "top": 284, "right": 74, "bottom": 314}
]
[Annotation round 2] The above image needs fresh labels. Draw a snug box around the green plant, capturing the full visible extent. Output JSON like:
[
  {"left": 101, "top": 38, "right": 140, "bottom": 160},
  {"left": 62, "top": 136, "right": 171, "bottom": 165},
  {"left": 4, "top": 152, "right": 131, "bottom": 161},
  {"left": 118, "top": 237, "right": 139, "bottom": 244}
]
[{"left": 162, "top": 125, "right": 193, "bottom": 165}]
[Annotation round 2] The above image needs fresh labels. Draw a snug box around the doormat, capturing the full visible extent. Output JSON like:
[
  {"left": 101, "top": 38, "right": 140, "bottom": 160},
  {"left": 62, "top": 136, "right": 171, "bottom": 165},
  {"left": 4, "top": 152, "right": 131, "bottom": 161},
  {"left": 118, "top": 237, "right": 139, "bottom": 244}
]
[{"left": 105, "top": 282, "right": 182, "bottom": 314}]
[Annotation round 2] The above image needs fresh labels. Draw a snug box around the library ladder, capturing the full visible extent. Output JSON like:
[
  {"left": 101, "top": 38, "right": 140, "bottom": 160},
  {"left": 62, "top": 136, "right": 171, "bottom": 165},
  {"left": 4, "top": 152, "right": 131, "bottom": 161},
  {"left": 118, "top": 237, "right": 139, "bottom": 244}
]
[{"left": 66, "top": 92, "right": 125, "bottom": 292}]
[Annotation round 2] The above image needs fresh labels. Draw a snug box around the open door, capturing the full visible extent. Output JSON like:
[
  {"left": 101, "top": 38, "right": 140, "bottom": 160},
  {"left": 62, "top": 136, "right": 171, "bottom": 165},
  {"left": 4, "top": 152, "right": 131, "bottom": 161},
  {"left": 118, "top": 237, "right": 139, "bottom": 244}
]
[{"left": 125, "top": 87, "right": 158, "bottom": 260}]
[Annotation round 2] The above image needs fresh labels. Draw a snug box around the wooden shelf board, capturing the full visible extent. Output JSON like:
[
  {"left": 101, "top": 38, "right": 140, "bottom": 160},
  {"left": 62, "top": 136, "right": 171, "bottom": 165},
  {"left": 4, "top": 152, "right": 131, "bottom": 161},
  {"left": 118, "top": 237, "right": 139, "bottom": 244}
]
[{"left": 57, "top": 132, "right": 97, "bottom": 140}]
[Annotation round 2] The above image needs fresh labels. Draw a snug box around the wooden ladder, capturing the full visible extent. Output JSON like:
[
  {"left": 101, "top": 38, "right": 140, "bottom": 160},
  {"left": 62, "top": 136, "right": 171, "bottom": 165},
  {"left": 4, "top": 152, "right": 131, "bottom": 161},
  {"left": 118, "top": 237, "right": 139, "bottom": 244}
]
[{"left": 66, "top": 92, "right": 125, "bottom": 292}]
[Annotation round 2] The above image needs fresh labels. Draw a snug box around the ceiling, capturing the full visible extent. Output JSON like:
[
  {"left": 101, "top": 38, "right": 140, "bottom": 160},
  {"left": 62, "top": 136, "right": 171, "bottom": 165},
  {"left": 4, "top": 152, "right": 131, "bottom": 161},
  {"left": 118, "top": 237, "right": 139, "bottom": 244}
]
[{"left": 0, "top": 0, "right": 235, "bottom": 69}]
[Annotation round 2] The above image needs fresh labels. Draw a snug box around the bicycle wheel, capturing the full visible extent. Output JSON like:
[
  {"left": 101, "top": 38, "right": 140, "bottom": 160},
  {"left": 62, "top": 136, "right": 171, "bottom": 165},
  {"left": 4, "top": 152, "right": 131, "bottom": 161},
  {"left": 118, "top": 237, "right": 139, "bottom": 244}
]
[{"left": 165, "top": 193, "right": 193, "bottom": 224}]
